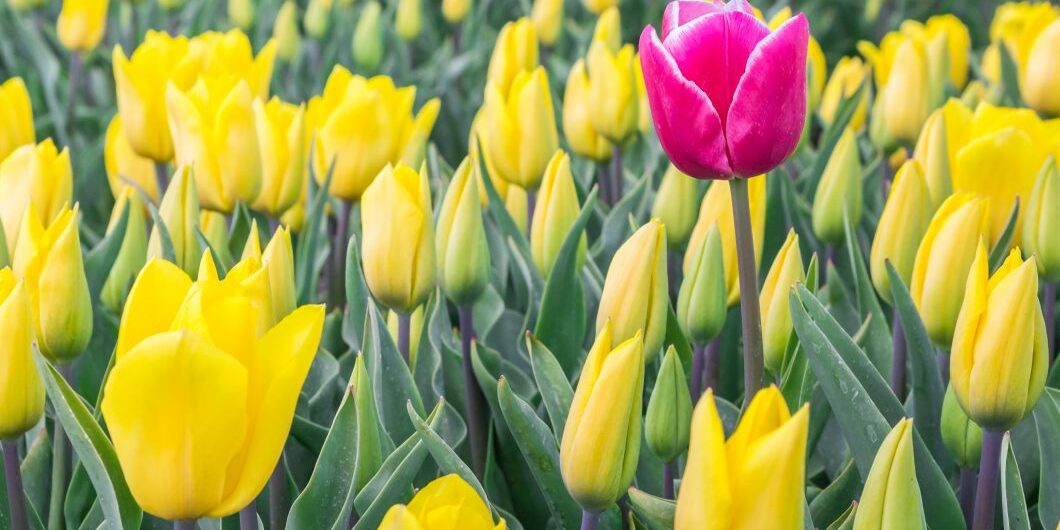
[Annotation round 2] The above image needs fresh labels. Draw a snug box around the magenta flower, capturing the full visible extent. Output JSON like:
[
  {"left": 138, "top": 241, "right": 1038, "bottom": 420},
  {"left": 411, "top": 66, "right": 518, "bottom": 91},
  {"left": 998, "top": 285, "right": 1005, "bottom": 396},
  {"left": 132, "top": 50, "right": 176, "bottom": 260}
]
[{"left": 640, "top": 0, "right": 809, "bottom": 180}]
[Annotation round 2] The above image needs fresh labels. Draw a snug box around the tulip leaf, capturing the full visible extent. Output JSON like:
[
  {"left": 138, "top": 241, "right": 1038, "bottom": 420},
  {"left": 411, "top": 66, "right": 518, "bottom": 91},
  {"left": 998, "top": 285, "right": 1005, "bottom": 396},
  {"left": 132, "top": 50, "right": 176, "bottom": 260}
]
[
  {"left": 805, "top": 83, "right": 867, "bottom": 196},
  {"left": 988, "top": 199, "right": 1020, "bottom": 273},
  {"left": 226, "top": 202, "right": 256, "bottom": 264},
  {"left": 1001, "top": 433, "right": 1031, "bottom": 530},
  {"left": 350, "top": 435, "right": 430, "bottom": 530},
  {"left": 415, "top": 289, "right": 453, "bottom": 404},
  {"left": 526, "top": 333, "right": 574, "bottom": 440},
  {"left": 194, "top": 228, "right": 229, "bottom": 278},
  {"left": 35, "top": 352, "right": 142, "bottom": 530},
  {"left": 341, "top": 234, "right": 369, "bottom": 353},
  {"left": 997, "top": 43, "right": 1024, "bottom": 107},
  {"left": 1034, "top": 388, "right": 1060, "bottom": 529},
  {"left": 626, "top": 487, "right": 674, "bottom": 530},
  {"left": 842, "top": 207, "right": 891, "bottom": 377},
  {"left": 808, "top": 459, "right": 861, "bottom": 528},
  {"left": 296, "top": 158, "right": 334, "bottom": 304},
  {"left": 0, "top": 217, "right": 9, "bottom": 268},
  {"left": 599, "top": 172, "right": 648, "bottom": 262},
  {"left": 362, "top": 303, "right": 426, "bottom": 444},
  {"left": 823, "top": 503, "right": 857, "bottom": 530},
  {"left": 290, "top": 415, "right": 329, "bottom": 455},
  {"left": 663, "top": 303, "right": 694, "bottom": 377},
  {"left": 144, "top": 198, "right": 177, "bottom": 265},
  {"left": 535, "top": 187, "right": 599, "bottom": 377},
  {"left": 408, "top": 401, "right": 493, "bottom": 509},
  {"left": 84, "top": 201, "right": 129, "bottom": 303},
  {"left": 496, "top": 377, "right": 581, "bottom": 530}
]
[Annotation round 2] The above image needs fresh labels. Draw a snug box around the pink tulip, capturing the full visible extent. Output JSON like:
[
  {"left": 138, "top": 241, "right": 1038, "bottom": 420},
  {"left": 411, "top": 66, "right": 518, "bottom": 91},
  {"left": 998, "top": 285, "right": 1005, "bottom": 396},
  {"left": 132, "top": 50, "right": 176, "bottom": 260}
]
[{"left": 640, "top": 0, "right": 809, "bottom": 180}]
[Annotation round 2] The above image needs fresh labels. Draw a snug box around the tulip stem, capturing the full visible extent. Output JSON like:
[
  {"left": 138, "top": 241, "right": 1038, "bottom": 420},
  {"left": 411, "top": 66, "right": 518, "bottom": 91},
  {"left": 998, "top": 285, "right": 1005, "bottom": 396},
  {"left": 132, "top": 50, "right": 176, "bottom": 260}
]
[
  {"left": 174, "top": 520, "right": 196, "bottom": 530},
  {"left": 48, "top": 364, "right": 74, "bottom": 530},
  {"left": 1044, "top": 282, "right": 1055, "bottom": 362},
  {"left": 890, "top": 308, "right": 907, "bottom": 400},
  {"left": 704, "top": 337, "right": 721, "bottom": 394},
  {"left": 610, "top": 146, "right": 624, "bottom": 205},
  {"left": 398, "top": 313, "right": 411, "bottom": 364},
  {"left": 937, "top": 349, "right": 950, "bottom": 386},
  {"left": 3, "top": 439, "right": 30, "bottom": 530},
  {"left": 690, "top": 343, "right": 705, "bottom": 403},
  {"left": 154, "top": 161, "right": 169, "bottom": 197},
  {"left": 728, "top": 178, "right": 764, "bottom": 406},
  {"left": 662, "top": 461, "right": 675, "bottom": 500},
  {"left": 972, "top": 429, "right": 1003, "bottom": 530},
  {"left": 459, "top": 305, "right": 487, "bottom": 478},
  {"left": 269, "top": 455, "right": 288, "bottom": 530},
  {"left": 329, "top": 200, "right": 351, "bottom": 309},
  {"left": 579, "top": 510, "right": 601, "bottom": 530},
  {"left": 239, "top": 504, "right": 257, "bottom": 530},
  {"left": 65, "top": 52, "right": 82, "bottom": 137},
  {"left": 959, "top": 466, "right": 978, "bottom": 528},
  {"left": 597, "top": 163, "right": 611, "bottom": 206}
]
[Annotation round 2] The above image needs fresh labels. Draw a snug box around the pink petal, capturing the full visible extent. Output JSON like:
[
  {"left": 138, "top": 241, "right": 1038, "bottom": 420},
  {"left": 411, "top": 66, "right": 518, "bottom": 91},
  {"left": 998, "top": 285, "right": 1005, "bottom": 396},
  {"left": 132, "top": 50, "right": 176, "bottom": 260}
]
[
  {"left": 726, "top": 13, "right": 809, "bottom": 177},
  {"left": 639, "top": 27, "right": 734, "bottom": 179},
  {"left": 663, "top": 10, "right": 770, "bottom": 131},
  {"left": 661, "top": 1, "right": 723, "bottom": 40}
]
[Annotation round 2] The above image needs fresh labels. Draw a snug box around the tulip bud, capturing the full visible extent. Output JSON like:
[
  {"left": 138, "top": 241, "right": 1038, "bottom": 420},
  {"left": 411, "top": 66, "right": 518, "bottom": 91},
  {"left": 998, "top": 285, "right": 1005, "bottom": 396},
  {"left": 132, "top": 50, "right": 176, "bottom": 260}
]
[
  {"left": 941, "top": 384, "right": 982, "bottom": 469},
  {"left": 0, "top": 269, "right": 45, "bottom": 439},
  {"left": 581, "top": 0, "right": 615, "bottom": 16},
  {"left": 531, "top": 0, "right": 562, "bottom": 47},
  {"left": 676, "top": 223, "right": 726, "bottom": 345},
  {"left": 531, "top": 151, "right": 586, "bottom": 277},
  {"left": 505, "top": 185, "right": 529, "bottom": 234},
  {"left": 273, "top": 1, "right": 302, "bottom": 63},
  {"left": 0, "top": 77, "right": 35, "bottom": 164},
  {"left": 390, "top": 474, "right": 506, "bottom": 529},
  {"left": 228, "top": 0, "right": 255, "bottom": 32},
  {"left": 812, "top": 128, "right": 862, "bottom": 245},
  {"left": 486, "top": 18, "right": 539, "bottom": 95},
  {"left": 57, "top": 0, "right": 108, "bottom": 51},
  {"left": 352, "top": 2, "right": 384, "bottom": 70},
  {"left": 105, "top": 116, "right": 160, "bottom": 204},
  {"left": 761, "top": 230, "right": 804, "bottom": 374},
  {"left": 870, "top": 160, "right": 932, "bottom": 304},
  {"left": 442, "top": 0, "right": 470, "bottom": 24},
  {"left": 645, "top": 347, "right": 693, "bottom": 462},
  {"left": 199, "top": 212, "right": 230, "bottom": 266},
  {"left": 562, "top": 59, "right": 612, "bottom": 162},
  {"left": 395, "top": 0, "right": 422, "bottom": 41},
  {"left": 912, "top": 110, "right": 950, "bottom": 210},
  {"left": 158, "top": 0, "right": 182, "bottom": 11},
  {"left": 818, "top": 57, "right": 870, "bottom": 130},
  {"left": 239, "top": 223, "right": 297, "bottom": 326},
  {"left": 148, "top": 166, "right": 202, "bottom": 276},
  {"left": 480, "top": 67, "right": 558, "bottom": 190},
  {"left": 951, "top": 245, "right": 1049, "bottom": 431},
  {"left": 1023, "top": 158, "right": 1060, "bottom": 281},
  {"left": 378, "top": 505, "right": 424, "bottom": 530},
  {"left": 561, "top": 322, "right": 645, "bottom": 512},
  {"left": 13, "top": 206, "right": 92, "bottom": 362},
  {"left": 303, "top": 0, "right": 332, "bottom": 39},
  {"left": 7, "top": 0, "right": 44, "bottom": 12},
  {"left": 1022, "top": 19, "right": 1060, "bottom": 116},
  {"left": 587, "top": 41, "right": 640, "bottom": 144},
  {"left": 852, "top": 418, "right": 926, "bottom": 530},
  {"left": 361, "top": 164, "right": 435, "bottom": 314},
  {"left": 592, "top": 6, "right": 620, "bottom": 53},
  {"left": 910, "top": 194, "right": 990, "bottom": 347},
  {"left": 872, "top": 37, "right": 931, "bottom": 146},
  {"left": 597, "top": 219, "right": 668, "bottom": 361},
  {"left": 252, "top": 98, "right": 306, "bottom": 218},
  {"left": 437, "top": 158, "right": 490, "bottom": 306},
  {"left": 651, "top": 165, "right": 698, "bottom": 250},
  {"left": 102, "top": 189, "right": 149, "bottom": 314},
  {"left": 0, "top": 139, "right": 74, "bottom": 255}
]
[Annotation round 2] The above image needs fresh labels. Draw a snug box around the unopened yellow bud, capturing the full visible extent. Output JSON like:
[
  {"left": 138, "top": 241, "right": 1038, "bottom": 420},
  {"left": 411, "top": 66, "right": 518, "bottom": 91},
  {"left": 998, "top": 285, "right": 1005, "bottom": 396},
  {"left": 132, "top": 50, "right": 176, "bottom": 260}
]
[
  {"left": 436, "top": 158, "right": 490, "bottom": 305},
  {"left": 870, "top": 160, "right": 932, "bottom": 303},
  {"left": 596, "top": 219, "right": 667, "bottom": 361},
  {"left": 531, "top": 151, "right": 585, "bottom": 277},
  {"left": 812, "top": 128, "right": 862, "bottom": 245},
  {"left": 852, "top": 419, "right": 926, "bottom": 530},
  {"left": 760, "top": 230, "right": 804, "bottom": 374},
  {"left": 676, "top": 223, "right": 726, "bottom": 345},
  {"left": 0, "top": 269, "right": 45, "bottom": 439}
]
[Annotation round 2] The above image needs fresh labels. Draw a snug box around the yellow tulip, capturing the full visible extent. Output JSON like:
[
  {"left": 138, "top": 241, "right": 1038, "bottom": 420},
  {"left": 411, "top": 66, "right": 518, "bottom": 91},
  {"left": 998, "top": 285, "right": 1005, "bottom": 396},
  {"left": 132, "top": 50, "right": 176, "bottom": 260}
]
[
  {"left": 485, "top": 18, "right": 538, "bottom": 96},
  {"left": 241, "top": 223, "right": 297, "bottom": 326},
  {"left": 852, "top": 419, "right": 926, "bottom": 530},
  {"left": 596, "top": 219, "right": 667, "bottom": 361},
  {"left": 352, "top": 1, "right": 384, "bottom": 70},
  {"left": 57, "top": 0, "right": 108, "bottom": 51},
  {"left": 912, "top": 100, "right": 972, "bottom": 208},
  {"left": 581, "top": 0, "right": 616, "bottom": 16},
  {"left": 0, "top": 139, "right": 73, "bottom": 258},
  {"left": 361, "top": 164, "right": 435, "bottom": 314},
  {"left": 13, "top": 206, "right": 92, "bottom": 362},
  {"left": 102, "top": 258, "right": 325, "bottom": 520},
  {"left": 531, "top": 0, "right": 562, "bottom": 46},
  {"left": 562, "top": 59, "right": 612, "bottom": 162},
  {"left": 561, "top": 322, "right": 644, "bottom": 512},
  {"left": 480, "top": 67, "right": 558, "bottom": 190},
  {"left": 531, "top": 151, "right": 585, "bottom": 277},
  {"left": 684, "top": 177, "right": 766, "bottom": 306},
  {"left": 870, "top": 160, "right": 932, "bottom": 304},
  {"left": 505, "top": 185, "right": 529, "bottom": 235},
  {"left": 378, "top": 505, "right": 425, "bottom": 530},
  {"left": 105, "top": 116, "right": 160, "bottom": 204},
  {"left": 228, "top": 0, "right": 255, "bottom": 32},
  {"left": 0, "top": 268, "right": 44, "bottom": 439},
  {"left": 677, "top": 223, "right": 726, "bottom": 345},
  {"left": 379, "top": 474, "right": 506, "bottom": 530},
  {"left": 951, "top": 245, "right": 1048, "bottom": 430},
  {"left": 442, "top": 0, "right": 471, "bottom": 24},
  {"left": 925, "top": 14, "right": 971, "bottom": 90},
  {"left": 864, "top": 36, "right": 932, "bottom": 146},
  {"left": 395, "top": 0, "right": 421, "bottom": 41},
  {"left": 147, "top": 166, "right": 202, "bottom": 275},
  {"left": 273, "top": 1, "right": 302, "bottom": 63},
  {"left": 675, "top": 386, "right": 809, "bottom": 530},
  {"left": 760, "top": 230, "right": 804, "bottom": 375},
  {"left": 1023, "top": 21, "right": 1060, "bottom": 115},
  {"left": 941, "top": 384, "right": 981, "bottom": 469},
  {"left": 812, "top": 128, "right": 862, "bottom": 245},
  {"left": 399, "top": 98, "right": 442, "bottom": 170},
  {"left": 252, "top": 98, "right": 306, "bottom": 217},
  {"left": 102, "top": 188, "right": 149, "bottom": 314},
  {"left": 651, "top": 165, "right": 698, "bottom": 250},
  {"left": 468, "top": 113, "right": 512, "bottom": 207},
  {"left": 0, "top": 77, "right": 35, "bottom": 164},
  {"left": 587, "top": 39, "right": 639, "bottom": 144},
  {"left": 436, "top": 157, "right": 490, "bottom": 305},
  {"left": 1024, "top": 158, "right": 1060, "bottom": 280},
  {"left": 983, "top": 2, "right": 1060, "bottom": 93},
  {"left": 818, "top": 57, "right": 871, "bottom": 131},
  {"left": 191, "top": 30, "right": 276, "bottom": 100}
]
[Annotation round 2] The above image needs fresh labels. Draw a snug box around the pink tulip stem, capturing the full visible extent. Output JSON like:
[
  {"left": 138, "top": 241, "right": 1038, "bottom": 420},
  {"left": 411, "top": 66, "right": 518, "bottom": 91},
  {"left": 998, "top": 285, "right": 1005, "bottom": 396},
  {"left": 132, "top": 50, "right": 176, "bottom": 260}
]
[
  {"left": 269, "top": 455, "right": 288, "bottom": 530},
  {"left": 329, "top": 200, "right": 351, "bottom": 309},
  {"left": 239, "top": 504, "right": 257, "bottom": 530},
  {"left": 1044, "top": 282, "right": 1055, "bottom": 362},
  {"left": 890, "top": 307, "right": 907, "bottom": 400},
  {"left": 459, "top": 305, "right": 487, "bottom": 478},
  {"left": 662, "top": 461, "right": 675, "bottom": 499},
  {"left": 580, "top": 509, "right": 602, "bottom": 530},
  {"left": 173, "top": 520, "right": 196, "bottom": 530},
  {"left": 154, "top": 161, "right": 169, "bottom": 197},
  {"left": 972, "top": 429, "right": 1003, "bottom": 530},
  {"left": 65, "top": 51, "right": 82, "bottom": 137},
  {"left": 398, "top": 313, "right": 411, "bottom": 364},
  {"left": 610, "top": 146, "right": 624, "bottom": 205},
  {"left": 3, "top": 439, "right": 29, "bottom": 530},
  {"left": 959, "top": 466, "right": 978, "bottom": 528},
  {"left": 728, "top": 178, "right": 764, "bottom": 406}
]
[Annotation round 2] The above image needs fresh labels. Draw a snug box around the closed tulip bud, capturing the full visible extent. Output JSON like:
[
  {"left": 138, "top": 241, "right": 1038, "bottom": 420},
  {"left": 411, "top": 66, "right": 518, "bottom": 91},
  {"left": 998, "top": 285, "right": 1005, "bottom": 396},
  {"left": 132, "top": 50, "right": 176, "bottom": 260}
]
[
  {"left": 399, "top": 99, "right": 441, "bottom": 170},
  {"left": 818, "top": 57, "right": 871, "bottom": 130},
  {"left": 0, "top": 139, "right": 73, "bottom": 255},
  {"left": 13, "top": 206, "right": 92, "bottom": 362},
  {"left": 57, "top": 0, "right": 108, "bottom": 51},
  {"left": 103, "top": 258, "right": 325, "bottom": 520},
  {"left": 951, "top": 245, "right": 1048, "bottom": 430},
  {"left": 597, "top": 219, "right": 667, "bottom": 361},
  {"left": 561, "top": 322, "right": 645, "bottom": 512},
  {"left": 562, "top": 59, "right": 612, "bottom": 162},
  {"left": 531, "top": 0, "right": 562, "bottom": 46},
  {"left": 362, "top": 164, "right": 435, "bottom": 314},
  {"left": 852, "top": 419, "right": 926, "bottom": 530},
  {"left": 581, "top": 0, "right": 615, "bottom": 16},
  {"left": 253, "top": 98, "right": 306, "bottom": 217},
  {"left": 442, "top": 0, "right": 470, "bottom": 24},
  {"left": 870, "top": 160, "right": 932, "bottom": 304},
  {"left": 925, "top": 14, "right": 971, "bottom": 90},
  {"left": 228, "top": 0, "right": 255, "bottom": 31},
  {"left": 148, "top": 166, "right": 202, "bottom": 275},
  {"left": 378, "top": 474, "right": 506, "bottom": 529},
  {"left": 761, "top": 230, "right": 804, "bottom": 374},
  {"left": 303, "top": 0, "right": 332, "bottom": 39},
  {"left": 587, "top": 41, "right": 640, "bottom": 144},
  {"left": 592, "top": 6, "right": 620, "bottom": 53},
  {"left": 1022, "top": 19, "right": 1060, "bottom": 116},
  {"left": 645, "top": 346, "right": 693, "bottom": 462},
  {"left": 910, "top": 194, "right": 990, "bottom": 347},
  {"left": 505, "top": 185, "right": 529, "bottom": 234},
  {"left": 480, "top": 67, "right": 558, "bottom": 190},
  {"left": 941, "top": 384, "right": 982, "bottom": 469},
  {"left": 813, "top": 128, "right": 863, "bottom": 245},
  {"left": 651, "top": 165, "right": 698, "bottom": 249},
  {"left": 158, "top": 0, "right": 182, "bottom": 11},
  {"left": 486, "top": 18, "right": 539, "bottom": 96},
  {"left": 102, "top": 189, "right": 149, "bottom": 314},
  {"left": 105, "top": 116, "right": 160, "bottom": 204},
  {"left": 0, "top": 269, "right": 45, "bottom": 439},
  {"left": 677, "top": 223, "right": 726, "bottom": 345},
  {"left": 531, "top": 151, "right": 585, "bottom": 277},
  {"left": 240, "top": 223, "right": 297, "bottom": 325},
  {"left": 395, "top": 0, "right": 421, "bottom": 41},
  {"left": 273, "top": 1, "right": 302, "bottom": 63},
  {"left": 1024, "top": 158, "right": 1060, "bottom": 280},
  {"left": 868, "top": 37, "right": 931, "bottom": 146},
  {"left": 436, "top": 158, "right": 490, "bottom": 305},
  {"left": 192, "top": 31, "right": 277, "bottom": 100},
  {"left": 912, "top": 101, "right": 970, "bottom": 209},
  {"left": 676, "top": 386, "right": 809, "bottom": 530},
  {"left": 352, "top": 2, "right": 384, "bottom": 70},
  {"left": 0, "top": 77, "right": 35, "bottom": 164},
  {"left": 7, "top": 0, "right": 44, "bottom": 12}
]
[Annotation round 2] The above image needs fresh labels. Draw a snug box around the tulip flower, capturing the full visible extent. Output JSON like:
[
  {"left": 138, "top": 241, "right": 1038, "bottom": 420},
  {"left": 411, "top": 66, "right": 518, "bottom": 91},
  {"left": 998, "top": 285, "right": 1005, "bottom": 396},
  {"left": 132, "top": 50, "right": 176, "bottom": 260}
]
[
  {"left": 1023, "top": 158, "right": 1060, "bottom": 281},
  {"left": 352, "top": 2, "right": 384, "bottom": 71},
  {"left": 651, "top": 165, "right": 699, "bottom": 250},
  {"left": 981, "top": 3, "right": 1060, "bottom": 110},
  {"left": 818, "top": 57, "right": 871, "bottom": 130},
  {"left": 870, "top": 160, "right": 932, "bottom": 304},
  {"left": 862, "top": 34, "right": 933, "bottom": 147},
  {"left": 13, "top": 205, "right": 92, "bottom": 362},
  {"left": 361, "top": 163, "right": 435, "bottom": 315},
  {"left": 675, "top": 386, "right": 809, "bottom": 530},
  {"left": 228, "top": 0, "right": 254, "bottom": 31},
  {"left": 587, "top": 8, "right": 639, "bottom": 144},
  {"left": 0, "top": 268, "right": 44, "bottom": 440},
  {"left": 0, "top": 77, "right": 35, "bottom": 164},
  {"left": 273, "top": 1, "right": 302, "bottom": 63},
  {"left": 442, "top": 0, "right": 471, "bottom": 24},
  {"left": 562, "top": 59, "right": 612, "bottom": 162},
  {"left": 532, "top": 0, "right": 563, "bottom": 46},
  {"left": 677, "top": 223, "right": 726, "bottom": 345},
  {"left": 951, "top": 244, "right": 1048, "bottom": 431},
  {"left": 941, "top": 384, "right": 981, "bottom": 469},
  {"left": 639, "top": 0, "right": 808, "bottom": 180},
  {"left": 378, "top": 475, "right": 506, "bottom": 530},
  {"left": 395, "top": 0, "right": 422, "bottom": 41},
  {"left": 486, "top": 18, "right": 539, "bottom": 95},
  {"left": 1023, "top": 20, "right": 1060, "bottom": 115},
  {"left": 596, "top": 220, "right": 667, "bottom": 362},
  {"left": 437, "top": 157, "right": 490, "bottom": 306},
  {"left": 645, "top": 347, "right": 693, "bottom": 463},
  {"left": 581, "top": 0, "right": 615, "bottom": 16},
  {"left": 531, "top": 151, "right": 586, "bottom": 277},
  {"left": 912, "top": 100, "right": 971, "bottom": 208},
  {"left": 760, "top": 230, "right": 804, "bottom": 375},
  {"left": 812, "top": 128, "right": 863, "bottom": 245},
  {"left": 241, "top": 224, "right": 298, "bottom": 326},
  {"left": 924, "top": 14, "right": 971, "bottom": 90},
  {"left": 303, "top": 0, "right": 331, "bottom": 38},
  {"left": 479, "top": 67, "right": 558, "bottom": 190},
  {"left": 506, "top": 186, "right": 529, "bottom": 234},
  {"left": 147, "top": 166, "right": 202, "bottom": 275},
  {"left": 101, "top": 188, "right": 149, "bottom": 314},
  {"left": 0, "top": 139, "right": 73, "bottom": 256},
  {"left": 561, "top": 321, "right": 645, "bottom": 512},
  {"left": 252, "top": 98, "right": 306, "bottom": 218},
  {"left": 851, "top": 419, "right": 926, "bottom": 530},
  {"left": 105, "top": 116, "right": 160, "bottom": 204},
  {"left": 57, "top": 0, "right": 108, "bottom": 51},
  {"left": 102, "top": 258, "right": 324, "bottom": 520},
  {"left": 191, "top": 30, "right": 277, "bottom": 100},
  {"left": 910, "top": 193, "right": 990, "bottom": 347}
]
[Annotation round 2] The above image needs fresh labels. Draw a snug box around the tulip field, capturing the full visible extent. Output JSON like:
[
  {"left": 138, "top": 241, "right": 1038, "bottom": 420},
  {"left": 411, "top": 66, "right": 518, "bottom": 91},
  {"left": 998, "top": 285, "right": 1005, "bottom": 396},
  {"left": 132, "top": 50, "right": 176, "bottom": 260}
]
[{"left": 3, "top": 0, "right": 1060, "bottom": 527}]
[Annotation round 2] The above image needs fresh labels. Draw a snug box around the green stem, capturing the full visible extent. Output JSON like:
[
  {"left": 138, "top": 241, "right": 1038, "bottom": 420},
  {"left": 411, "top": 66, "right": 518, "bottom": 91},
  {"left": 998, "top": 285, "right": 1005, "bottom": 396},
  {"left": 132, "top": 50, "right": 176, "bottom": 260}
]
[
  {"left": 728, "top": 178, "right": 764, "bottom": 406},
  {"left": 3, "top": 439, "right": 29, "bottom": 530},
  {"left": 239, "top": 504, "right": 256, "bottom": 530},
  {"left": 459, "top": 305, "right": 487, "bottom": 478},
  {"left": 269, "top": 455, "right": 288, "bottom": 530},
  {"left": 972, "top": 430, "right": 1003, "bottom": 530},
  {"left": 580, "top": 510, "right": 601, "bottom": 530},
  {"left": 174, "top": 520, "right": 196, "bottom": 530}
]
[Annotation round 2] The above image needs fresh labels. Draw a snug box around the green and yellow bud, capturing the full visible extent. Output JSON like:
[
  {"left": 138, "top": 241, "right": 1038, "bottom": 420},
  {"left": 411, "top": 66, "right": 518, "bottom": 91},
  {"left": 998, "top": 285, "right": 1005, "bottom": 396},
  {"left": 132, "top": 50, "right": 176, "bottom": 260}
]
[
  {"left": 436, "top": 157, "right": 490, "bottom": 306},
  {"left": 645, "top": 346, "right": 693, "bottom": 462},
  {"left": 395, "top": 0, "right": 422, "bottom": 41},
  {"left": 486, "top": 18, "right": 539, "bottom": 96},
  {"left": 819, "top": 56, "right": 871, "bottom": 130},
  {"left": 303, "top": 0, "right": 332, "bottom": 39},
  {"left": 651, "top": 165, "right": 698, "bottom": 250},
  {"left": 870, "top": 160, "right": 932, "bottom": 304},
  {"left": 102, "top": 188, "right": 149, "bottom": 314},
  {"left": 596, "top": 219, "right": 668, "bottom": 361},
  {"left": 586, "top": 8, "right": 638, "bottom": 143},
  {"left": 442, "top": 0, "right": 470, "bottom": 24},
  {"left": 912, "top": 101, "right": 971, "bottom": 209},
  {"left": 148, "top": 166, "right": 202, "bottom": 276},
  {"left": 1022, "top": 158, "right": 1060, "bottom": 281},
  {"left": 812, "top": 128, "right": 862, "bottom": 245},
  {"left": 352, "top": 1, "right": 383, "bottom": 71},
  {"left": 531, "top": 0, "right": 563, "bottom": 47},
  {"left": 1022, "top": 19, "right": 1060, "bottom": 116},
  {"left": 227, "top": 0, "right": 255, "bottom": 32},
  {"left": 240, "top": 223, "right": 297, "bottom": 326},
  {"left": 562, "top": 59, "right": 612, "bottom": 162},
  {"left": 852, "top": 418, "right": 926, "bottom": 530},
  {"left": 941, "top": 384, "right": 982, "bottom": 469},
  {"left": 0, "top": 268, "right": 45, "bottom": 439},
  {"left": 761, "top": 230, "right": 804, "bottom": 375},
  {"left": 480, "top": 67, "right": 558, "bottom": 190},
  {"left": 531, "top": 151, "right": 585, "bottom": 277},
  {"left": 273, "top": 1, "right": 302, "bottom": 63},
  {"left": 676, "top": 222, "right": 726, "bottom": 345},
  {"left": 0, "top": 77, "right": 35, "bottom": 164}
]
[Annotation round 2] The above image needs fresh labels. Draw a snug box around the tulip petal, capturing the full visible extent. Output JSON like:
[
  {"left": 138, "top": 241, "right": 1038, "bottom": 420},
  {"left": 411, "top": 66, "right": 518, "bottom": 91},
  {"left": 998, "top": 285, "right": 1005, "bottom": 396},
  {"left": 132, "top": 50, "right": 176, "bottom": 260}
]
[
  {"left": 639, "top": 27, "right": 732, "bottom": 179},
  {"left": 728, "top": 405, "right": 808, "bottom": 530},
  {"left": 725, "top": 14, "right": 809, "bottom": 177},
  {"left": 661, "top": 0, "right": 756, "bottom": 40},
  {"left": 115, "top": 259, "right": 193, "bottom": 361},
  {"left": 674, "top": 390, "right": 731, "bottom": 530}
]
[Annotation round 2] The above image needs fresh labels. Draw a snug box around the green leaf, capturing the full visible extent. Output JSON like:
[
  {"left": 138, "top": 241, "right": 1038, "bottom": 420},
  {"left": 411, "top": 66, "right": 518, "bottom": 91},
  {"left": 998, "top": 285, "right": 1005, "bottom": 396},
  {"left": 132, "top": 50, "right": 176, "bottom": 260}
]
[
  {"left": 599, "top": 173, "right": 648, "bottom": 260},
  {"left": 341, "top": 234, "right": 369, "bottom": 352},
  {"left": 291, "top": 415, "right": 328, "bottom": 455},
  {"left": 842, "top": 208, "right": 891, "bottom": 377},
  {"left": 808, "top": 459, "right": 861, "bottom": 528},
  {"left": 526, "top": 334, "right": 573, "bottom": 441},
  {"left": 295, "top": 158, "right": 334, "bottom": 304},
  {"left": 194, "top": 228, "right": 229, "bottom": 278},
  {"left": 1034, "top": 388, "right": 1060, "bottom": 529},
  {"left": 144, "top": 196, "right": 177, "bottom": 264},
  {"left": 626, "top": 487, "right": 674, "bottom": 530},
  {"left": 408, "top": 401, "right": 491, "bottom": 508},
  {"left": 83, "top": 201, "right": 129, "bottom": 302},
  {"left": 474, "top": 142, "right": 533, "bottom": 261},
  {"left": 226, "top": 202, "right": 255, "bottom": 264},
  {"left": 350, "top": 435, "right": 428, "bottom": 530},
  {"left": 663, "top": 303, "right": 694, "bottom": 377},
  {"left": 997, "top": 42, "right": 1024, "bottom": 107},
  {"left": 1001, "top": 433, "right": 1030, "bottom": 530},
  {"left": 988, "top": 200, "right": 1020, "bottom": 273},
  {"left": 362, "top": 304, "right": 425, "bottom": 443}
]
